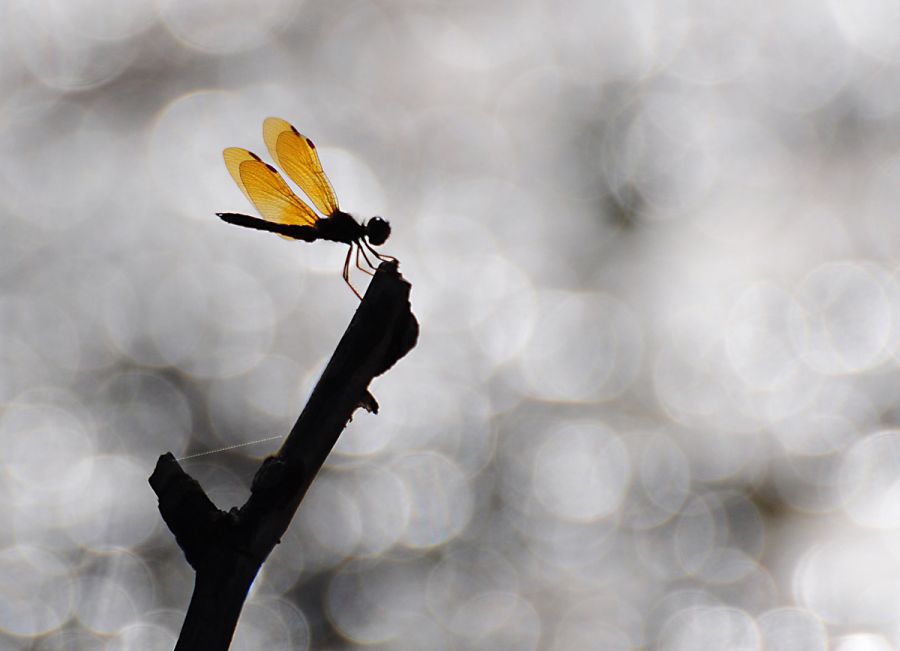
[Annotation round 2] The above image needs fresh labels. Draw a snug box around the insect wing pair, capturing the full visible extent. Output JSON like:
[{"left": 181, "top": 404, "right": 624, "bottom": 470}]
[{"left": 217, "top": 118, "right": 393, "bottom": 298}]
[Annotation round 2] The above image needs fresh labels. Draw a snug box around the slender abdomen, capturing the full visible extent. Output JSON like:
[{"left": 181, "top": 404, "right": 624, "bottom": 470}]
[{"left": 217, "top": 213, "right": 318, "bottom": 241}]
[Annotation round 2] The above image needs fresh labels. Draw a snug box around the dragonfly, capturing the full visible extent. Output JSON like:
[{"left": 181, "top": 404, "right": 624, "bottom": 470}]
[{"left": 217, "top": 117, "right": 394, "bottom": 298}]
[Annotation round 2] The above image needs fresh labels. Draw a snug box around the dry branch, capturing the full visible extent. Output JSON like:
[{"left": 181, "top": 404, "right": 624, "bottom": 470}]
[{"left": 149, "top": 261, "right": 418, "bottom": 651}]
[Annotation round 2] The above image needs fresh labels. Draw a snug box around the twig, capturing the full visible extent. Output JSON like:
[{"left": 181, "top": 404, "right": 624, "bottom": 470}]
[{"left": 149, "top": 261, "right": 418, "bottom": 651}]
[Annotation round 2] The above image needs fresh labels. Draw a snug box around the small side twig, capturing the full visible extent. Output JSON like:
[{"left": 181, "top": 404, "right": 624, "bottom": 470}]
[{"left": 149, "top": 261, "right": 418, "bottom": 651}]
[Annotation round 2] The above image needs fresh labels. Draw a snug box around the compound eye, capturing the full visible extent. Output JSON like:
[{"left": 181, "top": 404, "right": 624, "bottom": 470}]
[{"left": 367, "top": 217, "right": 391, "bottom": 246}]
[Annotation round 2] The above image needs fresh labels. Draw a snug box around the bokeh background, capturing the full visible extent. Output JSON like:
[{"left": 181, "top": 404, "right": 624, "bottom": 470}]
[{"left": 2, "top": 0, "right": 900, "bottom": 649}]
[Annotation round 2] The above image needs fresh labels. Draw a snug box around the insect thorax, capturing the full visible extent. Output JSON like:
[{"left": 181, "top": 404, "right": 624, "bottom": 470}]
[{"left": 315, "top": 211, "right": 366, "bottom": 244}]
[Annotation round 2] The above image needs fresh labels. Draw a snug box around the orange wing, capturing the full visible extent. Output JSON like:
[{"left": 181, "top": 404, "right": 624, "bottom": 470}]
[
  {"left": 263, "top": 117, "right": 339, "bottom": 217},
  {"left": 223, "top": 147, "right": 318, "bottom": 227}
]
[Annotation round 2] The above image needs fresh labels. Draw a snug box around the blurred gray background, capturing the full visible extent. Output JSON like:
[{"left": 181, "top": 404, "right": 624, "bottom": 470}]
[{"left": 1, "top": 0, "right": 900, "bottom": 649}]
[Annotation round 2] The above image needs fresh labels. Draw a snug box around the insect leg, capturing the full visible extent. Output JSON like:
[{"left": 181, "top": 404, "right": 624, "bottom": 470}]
[
  {"left": 362, "top": 240, "right": 397, "bottom": 264},
  {"left": 355, "top": 243, "right": 375, "bottom": 276},
  {"left": 344, "top": 244, "right": 363, "bottom": 300},
  {"left": 357, "top": 243, "right": 379, "bottom": 272}
]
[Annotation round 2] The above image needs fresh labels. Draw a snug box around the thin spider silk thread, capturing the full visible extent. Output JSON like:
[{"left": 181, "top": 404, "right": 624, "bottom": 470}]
[{"left": 176, "top": 435, "right": 284, "bottom": 461}]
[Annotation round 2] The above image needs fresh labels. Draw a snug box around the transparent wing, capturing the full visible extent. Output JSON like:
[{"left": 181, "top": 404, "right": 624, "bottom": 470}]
[
  {"left": 263, "top": 117, "right": 339, "bottom": 216},
  {"left": 223, "top": 147, "right": 318, "bottom": 227}
]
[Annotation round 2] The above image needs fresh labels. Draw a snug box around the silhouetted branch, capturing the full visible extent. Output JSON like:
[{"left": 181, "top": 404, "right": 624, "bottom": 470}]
[{"left": 149, "top": 261, "right": 418, "bottom": 651}]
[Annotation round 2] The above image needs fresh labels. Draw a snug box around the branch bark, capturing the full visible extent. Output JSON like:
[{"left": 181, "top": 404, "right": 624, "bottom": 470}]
[{"left": 149, "top": 261, "right": 418, "bottom": 651}]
